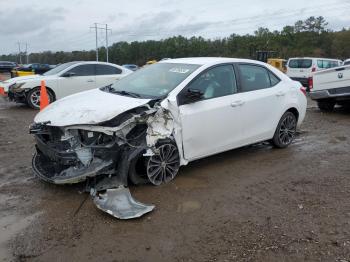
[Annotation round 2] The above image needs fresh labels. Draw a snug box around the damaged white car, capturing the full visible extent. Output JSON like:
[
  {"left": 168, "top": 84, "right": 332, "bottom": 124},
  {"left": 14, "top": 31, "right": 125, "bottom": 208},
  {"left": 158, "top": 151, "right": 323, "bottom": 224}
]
[{"left": 30, "top": 58, "right": 307, "bottom": 219}]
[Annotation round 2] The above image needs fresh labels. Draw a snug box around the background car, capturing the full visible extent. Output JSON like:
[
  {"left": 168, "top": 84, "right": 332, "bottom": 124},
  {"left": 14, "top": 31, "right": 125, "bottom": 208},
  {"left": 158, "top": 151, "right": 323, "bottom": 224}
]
[
  {"left": 122, "top": 64, "right": 139, "bottom": 71},
  {"left": 5, "top": 61, "right": 132, "bottom": 109},
  {"left": 343, "top": 59, "right": 350, "bottom": 66},
  {"left": 0, "top": 61, "right": 17, "bottom": 73},
  {"left": 13, "top": 63, "right": 52, "bottom": 77},
  {"left": 310, "top": 63, "right": 350, "bottom": 111},
  {"left": 286, "top": 57, "right": 342, "bottom": 90}
]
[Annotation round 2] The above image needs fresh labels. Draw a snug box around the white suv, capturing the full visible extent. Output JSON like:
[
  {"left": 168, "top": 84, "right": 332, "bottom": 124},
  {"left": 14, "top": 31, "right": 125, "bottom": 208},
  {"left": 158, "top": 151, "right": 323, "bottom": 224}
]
[
  {"left": 2, "top": 61, "right": 132, "bottom": 109},
  {"left": 286, "top": 57, "right": 342, "bottom": 90}
]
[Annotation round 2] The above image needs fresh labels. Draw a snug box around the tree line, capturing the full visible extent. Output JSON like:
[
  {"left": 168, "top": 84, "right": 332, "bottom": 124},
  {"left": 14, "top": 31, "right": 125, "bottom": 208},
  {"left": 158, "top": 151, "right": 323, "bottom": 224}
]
[{"left": 1, "top": 16, "right": 350, "bottom": 66}]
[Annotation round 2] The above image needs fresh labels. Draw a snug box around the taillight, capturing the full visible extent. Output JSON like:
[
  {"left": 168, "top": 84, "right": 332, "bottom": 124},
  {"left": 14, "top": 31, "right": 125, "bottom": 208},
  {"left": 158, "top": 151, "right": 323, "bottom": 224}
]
[
  {"left": 311, "top": 67, "right": 316, "bottom": 72},
  {"left": 308, "top": 77, "right": 313, "bottom": 90},
  {"left": 300, "top": 86, "right": 307, "bottom": 96}
]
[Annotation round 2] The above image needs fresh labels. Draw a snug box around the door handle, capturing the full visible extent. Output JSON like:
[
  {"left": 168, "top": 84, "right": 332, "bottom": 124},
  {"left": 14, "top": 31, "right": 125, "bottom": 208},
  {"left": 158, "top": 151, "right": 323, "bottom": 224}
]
[
  {"left": 231, "top": 100, "right": 245, "bottom": 107},
  {"left": 87, "top": 79, "right": 94, "bottom": 82},
  {"left": 276, "top": 91, "right": 286, "bottom": 97}
]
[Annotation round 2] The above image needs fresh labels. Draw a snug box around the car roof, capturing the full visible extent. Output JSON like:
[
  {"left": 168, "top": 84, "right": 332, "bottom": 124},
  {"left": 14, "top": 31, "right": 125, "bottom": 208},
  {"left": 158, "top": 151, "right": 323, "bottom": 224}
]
[
  {"left": 159, "top": 57, "right": 265, "bottom": 66},
  {"left": 288, "top": 57, "right": 341, "bottom": 61}
]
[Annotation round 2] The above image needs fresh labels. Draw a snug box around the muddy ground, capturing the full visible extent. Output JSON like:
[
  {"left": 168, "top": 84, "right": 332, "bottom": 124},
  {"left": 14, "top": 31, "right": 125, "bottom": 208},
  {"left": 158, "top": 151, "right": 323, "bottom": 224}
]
[{"left": 0, "top": 96, "right": 349, "bottom": 262}]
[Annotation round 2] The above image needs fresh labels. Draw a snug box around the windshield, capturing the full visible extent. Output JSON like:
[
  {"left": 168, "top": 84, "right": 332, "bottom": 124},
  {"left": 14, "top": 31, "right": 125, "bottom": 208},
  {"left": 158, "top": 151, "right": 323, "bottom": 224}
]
[
  {"left": 288, "top": 59, "right": 312, "bottom": 69},
  {"left": 43, "top": 62, "right": 78, "bottom": 76},
  {"left": 107, "top": 63, "right": 200, "bottom": 99}
]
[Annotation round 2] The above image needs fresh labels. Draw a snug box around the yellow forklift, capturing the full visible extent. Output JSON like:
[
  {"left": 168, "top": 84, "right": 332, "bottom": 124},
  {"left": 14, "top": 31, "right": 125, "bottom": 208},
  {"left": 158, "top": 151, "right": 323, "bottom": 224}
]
[
  {"left": 256, "top": 51, "right": 287, "bottom": 73},
  {"left": 267, "top": 58, "right": 287, "bottom": 73}
]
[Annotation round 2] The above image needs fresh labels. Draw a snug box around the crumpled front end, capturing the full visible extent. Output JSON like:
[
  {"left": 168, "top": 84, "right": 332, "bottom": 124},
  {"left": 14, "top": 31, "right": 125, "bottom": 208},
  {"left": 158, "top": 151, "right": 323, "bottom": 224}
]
[
  {"left": 31, "top": 123, "right": 123, "bottom": 183},
  {"left": 30, "top": 102, "right": 181, "bottom": 219}
]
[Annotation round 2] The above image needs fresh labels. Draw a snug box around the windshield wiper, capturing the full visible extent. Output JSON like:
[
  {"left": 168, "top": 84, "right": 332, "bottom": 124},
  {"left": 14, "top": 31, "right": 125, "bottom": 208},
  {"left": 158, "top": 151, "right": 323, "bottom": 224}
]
[{"left": 113, "top": 90, "right": 141, "bottom": 98}]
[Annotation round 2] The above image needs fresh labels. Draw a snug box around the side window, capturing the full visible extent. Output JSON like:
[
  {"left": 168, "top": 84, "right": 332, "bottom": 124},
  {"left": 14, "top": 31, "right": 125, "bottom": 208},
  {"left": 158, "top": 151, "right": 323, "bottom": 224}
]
[
  {"left": 331, "top": 61, "right": 340, "bottom": 68},
  {"left": 186, "top": 65, "right": 237, "bottom": 100},
  {"left": 269, "top": 71, "right": 280, "bottom": 86},
  {"left": 238, "top": 64, "right": 277, "bottom": 92},
  {"left": 67, "top": 64, "right": 95, "bottom": 76},
  {"left": 96, "top": 64, "right": 122, "bottom": 75}
]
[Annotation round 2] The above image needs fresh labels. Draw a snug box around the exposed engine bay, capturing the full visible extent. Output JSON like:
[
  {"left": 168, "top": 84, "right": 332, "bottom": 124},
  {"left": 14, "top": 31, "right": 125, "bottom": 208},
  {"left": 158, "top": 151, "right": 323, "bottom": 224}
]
[{"left": 30, "top": 100, "right": 182, "bottom": 219}]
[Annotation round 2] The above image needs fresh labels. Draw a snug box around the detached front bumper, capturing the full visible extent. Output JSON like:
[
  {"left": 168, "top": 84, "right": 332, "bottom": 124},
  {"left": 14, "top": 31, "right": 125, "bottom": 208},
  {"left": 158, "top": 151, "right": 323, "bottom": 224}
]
[{"left": 310, "top": 86, "right": 350, "bottom": 101}]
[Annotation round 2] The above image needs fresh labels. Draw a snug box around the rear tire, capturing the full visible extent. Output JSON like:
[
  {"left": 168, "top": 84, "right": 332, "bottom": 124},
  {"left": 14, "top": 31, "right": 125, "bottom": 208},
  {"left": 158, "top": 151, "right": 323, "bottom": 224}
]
[
  {"left": 272, "top": 111, "right": 297, "bottom": 148},
  {"left": 26, "top": 87, "right": 55, "bottom": 110},
  {"left": 317, "top": 100, "right": 335, "bottom": 112}
]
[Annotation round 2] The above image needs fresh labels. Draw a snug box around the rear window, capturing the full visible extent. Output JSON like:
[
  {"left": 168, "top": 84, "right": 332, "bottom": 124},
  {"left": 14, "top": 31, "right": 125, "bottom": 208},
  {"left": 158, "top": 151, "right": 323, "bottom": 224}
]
[
  {"left": 345, "top": 61, "right": 350, "bottom": 66},
  {"left": 317, "top": 60, "right": 340, "bottom": 69},
  {"left": 288, "top": 59, "right": 312, "bottom": 69}
]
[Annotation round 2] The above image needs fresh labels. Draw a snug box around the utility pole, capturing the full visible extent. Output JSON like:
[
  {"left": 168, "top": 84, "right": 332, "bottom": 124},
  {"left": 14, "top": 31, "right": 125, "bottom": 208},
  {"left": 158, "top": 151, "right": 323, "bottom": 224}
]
[
  {"left": 105, "top": 24, "right": 109, "bottom": 62},
  {"left": 16, "top": 42, "right": 29, "bottom": 64},
  {"left": 90, "top": 23, "right": 112, "bottom": 62},
  {"left": 17, "top": 42, "right": 22, "bottom": 64},
  {"left": 90, "top": 23, "right": 99, "bottom": 61},
  {"left": 25, "top": 43, "right": 29, "bottom": 64}
]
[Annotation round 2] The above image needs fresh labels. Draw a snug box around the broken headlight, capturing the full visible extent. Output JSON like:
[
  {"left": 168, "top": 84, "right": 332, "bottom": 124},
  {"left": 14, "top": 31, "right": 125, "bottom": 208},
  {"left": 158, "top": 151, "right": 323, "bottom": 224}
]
[
  {"left": 9, "top": 82, "right": 26, "bottom": 92},
  {"left": 77, "top": 130, "right": 115, "bottom": 147}
]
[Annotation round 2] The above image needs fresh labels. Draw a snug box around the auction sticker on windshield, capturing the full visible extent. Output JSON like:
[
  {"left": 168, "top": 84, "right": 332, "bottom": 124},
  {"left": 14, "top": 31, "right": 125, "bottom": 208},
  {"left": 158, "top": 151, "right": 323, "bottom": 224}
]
[{"left": 169, "top": 67, "right": 191, "bottom": 74}]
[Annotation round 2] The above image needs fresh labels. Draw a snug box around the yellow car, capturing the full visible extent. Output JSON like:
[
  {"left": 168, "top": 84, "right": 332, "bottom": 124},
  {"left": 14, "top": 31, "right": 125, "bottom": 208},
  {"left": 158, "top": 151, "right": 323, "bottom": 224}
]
[
  {"left": 267, "top": 58, "right": 287, "bottom": 73},
  {"left": 13, "top": 70, "right": 35, "bottom": 77},
  {"left": 146, "top": 60, "right": 157, "bottom": 65}
]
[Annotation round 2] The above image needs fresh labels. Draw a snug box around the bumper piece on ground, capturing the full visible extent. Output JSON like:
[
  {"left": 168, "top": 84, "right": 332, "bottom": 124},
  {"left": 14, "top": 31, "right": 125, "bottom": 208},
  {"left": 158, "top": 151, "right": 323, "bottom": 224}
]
[{"left": 92, "top": 186, "right": 155, "bottom": 219}]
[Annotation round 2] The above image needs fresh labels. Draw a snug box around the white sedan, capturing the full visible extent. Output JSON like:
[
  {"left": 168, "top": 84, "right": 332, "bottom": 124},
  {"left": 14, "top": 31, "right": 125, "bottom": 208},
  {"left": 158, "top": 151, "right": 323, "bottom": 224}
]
[
  {"left": 30, "top": 57, "right": 307, "bottom": 219},
  {"left": 2, "top": 61, "right": 132, "bottom": 109}
]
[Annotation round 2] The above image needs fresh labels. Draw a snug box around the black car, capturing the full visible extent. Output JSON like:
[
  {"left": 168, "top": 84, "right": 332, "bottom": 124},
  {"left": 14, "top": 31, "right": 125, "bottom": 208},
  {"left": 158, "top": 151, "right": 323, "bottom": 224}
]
[
  {"left": 0, "top": 61, "right": 17, "bottom": 73},
  {"left": 17, "top": 63, "right": 52, "bottom": 75}
]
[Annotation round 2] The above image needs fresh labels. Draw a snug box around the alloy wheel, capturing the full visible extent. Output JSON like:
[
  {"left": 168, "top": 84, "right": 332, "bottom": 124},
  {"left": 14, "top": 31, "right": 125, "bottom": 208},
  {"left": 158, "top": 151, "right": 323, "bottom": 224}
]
[
  {"left": 278, "top": 114, "right": 296, "bottom": 145},
  {"left": 30, "top": 90, "right": 41, "bottom": 108},
  {"left": 146, "top": 143, "right": 180, "bottom": 186}
]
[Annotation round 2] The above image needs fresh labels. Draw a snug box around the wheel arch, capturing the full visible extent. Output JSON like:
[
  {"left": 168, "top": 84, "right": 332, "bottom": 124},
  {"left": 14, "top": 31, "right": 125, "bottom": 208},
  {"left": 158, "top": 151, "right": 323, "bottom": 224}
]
[
  {"left": 286, "top": 107, "right": 299, "bottom": 121},
  {"left": 26, "top": 86, "right": 57, "bottom": 101}
]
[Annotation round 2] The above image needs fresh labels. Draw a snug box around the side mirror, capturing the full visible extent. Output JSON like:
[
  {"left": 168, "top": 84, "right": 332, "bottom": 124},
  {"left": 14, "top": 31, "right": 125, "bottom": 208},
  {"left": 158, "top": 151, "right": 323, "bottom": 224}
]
[
  {"left": 185, "top": 88, "right": 203, "bottom": 103},
  {"left": 62, "top": 72, "right": 76, "bottom": 77}
]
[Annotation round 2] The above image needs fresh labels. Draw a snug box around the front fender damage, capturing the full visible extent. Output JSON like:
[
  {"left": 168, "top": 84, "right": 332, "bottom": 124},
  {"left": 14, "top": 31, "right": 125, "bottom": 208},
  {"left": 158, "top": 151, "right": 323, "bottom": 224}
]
[{"left": 30, "top": 101, "right": 182, "bottom": 219}]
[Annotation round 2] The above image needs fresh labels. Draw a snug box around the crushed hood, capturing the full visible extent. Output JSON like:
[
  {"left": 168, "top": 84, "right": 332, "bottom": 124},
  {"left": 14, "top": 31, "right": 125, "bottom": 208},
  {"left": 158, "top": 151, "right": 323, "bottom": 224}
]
[{"left": 34, "top": 89, "right": 151, "bottom": 126}]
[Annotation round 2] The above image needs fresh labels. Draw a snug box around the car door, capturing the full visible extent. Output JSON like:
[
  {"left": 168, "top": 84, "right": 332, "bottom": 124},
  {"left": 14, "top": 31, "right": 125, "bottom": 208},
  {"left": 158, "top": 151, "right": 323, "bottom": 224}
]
[
  {"left": 95, "top": 64, "right": 123, "bottom": 88},
  {"left": 178, "top": 64, "right": 244, "bottom": 161},
  {"left": 234, "top": 63, "right": 286, "bottom": 144},
  {"left": 58, "top": 64, "right": 96, "bottom": 98}
]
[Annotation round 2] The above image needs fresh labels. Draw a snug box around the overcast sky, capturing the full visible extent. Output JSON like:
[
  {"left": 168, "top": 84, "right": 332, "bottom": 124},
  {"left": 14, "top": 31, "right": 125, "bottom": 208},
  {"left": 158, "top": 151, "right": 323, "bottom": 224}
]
[{"left": 0, "top": 0, "right": 349, "bottom": 54}]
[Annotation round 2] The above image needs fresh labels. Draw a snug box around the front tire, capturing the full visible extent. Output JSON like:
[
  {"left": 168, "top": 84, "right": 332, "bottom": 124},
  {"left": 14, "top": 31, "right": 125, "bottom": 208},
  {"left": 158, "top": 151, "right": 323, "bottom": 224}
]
[
  {"left": 26, "top": 87, "right": 55, "bottom": 110},
  {"left": 272, "top": 111, "right": 297, "bottom": 148},
  {"left": 317, "top": 100, "right": 335, "bottom": 112},
  {"left": 129, "top": 140, "right": 180, "bottom": 186}
]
